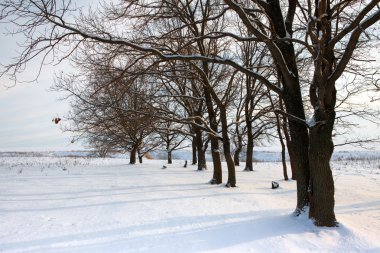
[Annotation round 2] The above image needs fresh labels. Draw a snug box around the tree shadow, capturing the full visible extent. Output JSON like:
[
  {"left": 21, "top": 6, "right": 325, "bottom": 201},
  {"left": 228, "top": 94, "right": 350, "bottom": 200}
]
[
  {"left": 336, "top": 200, "right": 380, "bottom": 214},
  {"left": 1, "top": 210, "right": 318, "bottom": 253}
]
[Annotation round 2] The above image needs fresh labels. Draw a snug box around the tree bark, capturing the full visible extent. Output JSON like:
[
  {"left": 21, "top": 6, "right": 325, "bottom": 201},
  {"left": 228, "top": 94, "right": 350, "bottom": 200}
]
[
  {"left": 210, "top": 140, "right": 222, "bottom": 184},
  {"left": 307, "top": 1, "right": 337, "bottom": 226},
  {"left": 282, "top": 90, "right": 310, "bottom": 213},
  {"left": 265, "top": 0, "right": 310, "bottom": 213},
  {"left": 224, "top": 141, "right": 236, "bottom": 187},
  {"left": 197, "top": 148, "right": 207, "bottom": 170},
  {"left": 130, "top": 146, "right": 137, "bottom": 164},
  {"left": 244, "top": 87, "right": 254, "bottom": 172},
  {"left": 192, "top": 136, "right": 197, "bottom": 165},
  {"left": 233, "top": 125, "right": 243, "bottom": 166},
  {"left": 194, "top": 125, "right": 207, "bottom": 170},
  {"left": 220, "top": 107, "right": 236, "bottom": 187},
  {"left": 245, "top": 119, "right": 254, "bottom": 171},
  {"left": 168, "top": 150, "right": 172, "bottom": 164},
  {"left": 308, "top": 109, "right": 337, "bottom": 226},
  {"left": 204, "top": 88, "right": 222, "bottom": 184}
]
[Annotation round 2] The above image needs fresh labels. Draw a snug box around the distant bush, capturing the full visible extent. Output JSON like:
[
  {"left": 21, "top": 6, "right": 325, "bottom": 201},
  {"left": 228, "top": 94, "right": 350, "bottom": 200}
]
[{"left": 144, "top": 152, "right": 154, "bottom": 160}]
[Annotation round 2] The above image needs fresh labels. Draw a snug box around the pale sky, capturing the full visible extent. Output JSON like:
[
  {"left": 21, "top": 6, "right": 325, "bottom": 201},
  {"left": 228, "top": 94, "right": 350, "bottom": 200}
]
[
  {"left": 0, "top": 1, "right": 98, "bottom": 151},
  {"left": 0, "top": 58, "right": 80, "bottom": 150}
]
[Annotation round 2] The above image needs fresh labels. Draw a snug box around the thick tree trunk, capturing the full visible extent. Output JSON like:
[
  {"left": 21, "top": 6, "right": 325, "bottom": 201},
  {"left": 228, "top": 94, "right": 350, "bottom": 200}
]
[
  {"left": 245, "top": 121, "right": 254, "bottom": 171},
  {"left": 265, "top": 0, "right": 310, "bottom": 213},
  {"left": 210, "top": 139, "right": 222, "bottom": 184},
  {"left": 277, "top": 43, "right": 310, "bottom": 213},
  {"left": 282, "top": 89, "right": 310, "bottom": 214},
  {"left": 168, "top": 150, "right": 172, "bottom": 164},
  {"left": 308, "top": 110, "right": 337, "bottom": 227},
  {"left": 197, "top": 148, "right": 207, "bottom": 170},
  {"left": 204, "top": 88, "right": 222, "bottom": 184},
  {"left": 192, "top": 137, "right": 197, "bottom": 165},
  {"left": 244, "top": 107, "right": 254, "bottom": 171},
  {"left": 195, "top": 127, "right": 207, "bottom": 170},
  {"left": 220, "top": 108, "right": 236, "bottom": 187},
  {"left": 130, "top": 146, "right": 137, "bottom": 164}
]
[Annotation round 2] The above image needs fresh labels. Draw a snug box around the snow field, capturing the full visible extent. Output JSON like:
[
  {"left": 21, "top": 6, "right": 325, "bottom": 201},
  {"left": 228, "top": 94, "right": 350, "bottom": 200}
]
[{"left": 0, "top": 156, "right": 379, "bottom": 253}]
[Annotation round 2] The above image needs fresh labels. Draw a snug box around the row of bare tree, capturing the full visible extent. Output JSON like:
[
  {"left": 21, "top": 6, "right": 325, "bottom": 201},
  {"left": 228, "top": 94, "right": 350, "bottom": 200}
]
[
  {"left": 55, "top": 40, "right": 277, "bottom": 176},
  {"left": 2, "top": 0, "right": 380, "bottom": 227}
]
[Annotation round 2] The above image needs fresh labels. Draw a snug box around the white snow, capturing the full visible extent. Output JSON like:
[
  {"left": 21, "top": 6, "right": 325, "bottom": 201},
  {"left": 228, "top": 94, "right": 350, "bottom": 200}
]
[
  {"left": 307, "top": 115, "right": 317, "bottom": 128},
  {"left": 0, "top": 155, "right": 379, "bottom": 253}
]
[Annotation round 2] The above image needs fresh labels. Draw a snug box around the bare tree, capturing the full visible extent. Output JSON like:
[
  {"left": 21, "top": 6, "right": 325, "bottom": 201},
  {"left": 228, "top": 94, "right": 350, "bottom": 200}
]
[
  {"left": 230, "top": 72, "right": 275, "bottom": 170},
  {"left": 156, "top": 120, "right": 189, "bottom": 164},
  {"left": 55, "top": 59, "right": 160, "bottom": 164}
]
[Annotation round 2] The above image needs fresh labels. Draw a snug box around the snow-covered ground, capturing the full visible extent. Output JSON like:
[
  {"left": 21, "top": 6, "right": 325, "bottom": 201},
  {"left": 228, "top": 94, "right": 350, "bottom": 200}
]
[{"left": 0, "top": 155, "right": 379, "bottom": 253}]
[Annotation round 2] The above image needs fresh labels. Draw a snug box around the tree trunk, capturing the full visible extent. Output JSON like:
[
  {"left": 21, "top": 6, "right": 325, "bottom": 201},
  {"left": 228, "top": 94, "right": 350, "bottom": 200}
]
[
  {"left": 168, "top": 150, "right": 172, "bottom": 164},
  {"left": 233, "top": 128, "right": 243, "bottom": 166},
  {"left": 277, "top": 47, "right": 310, "bottom": 213},
  {"left": 265, "top": 0, "right": 310, "bottom": 213},
  {"left": 137, "top": 149, "right": 143, "bottom": 164},
  {"left": 224, "top": 141, "right": 236, "bottom": 187},
  {"left": 282, "top": 89, "right": 310, "bottom": 214},
  {"left": 244, "top": 120, "right": 254, "bottom": 171},
  {"left": 210, "top": 139, "right": 222, "bottom": 184},
  {"left": 220, "top": 107, "right": 236, "bottom": 187},
  {"left": 280, "top": 136, "right": 288, "bottom": 181},
  {"left": 192, "top": 136, "right": 197, "bottom": 165},
  {"left": 244, "top": 77, "right": 254, "bottom": 172},
  {"left": 204, "top": 88, "right": 222, "bottom": 184},
  {"left": 138, "top": 155, "right": 143, "bottom": 164},
  {"left": 308, "top": 111, "right": 337, "bottom": 227},
  {"left": 197, "top": 148, "right": 207, "bottom": 170},
  {"left": 195, "top": 127, "right": 207, "bottom": 170},
  {"left": 276, "top": 116, "right": 288, "bottom": 181},
  {"left": 233, "top": 146, "right": 242, "bottom": 166},
  {"left": 130, "top": 146, "right": 137, "bottom": 164}
]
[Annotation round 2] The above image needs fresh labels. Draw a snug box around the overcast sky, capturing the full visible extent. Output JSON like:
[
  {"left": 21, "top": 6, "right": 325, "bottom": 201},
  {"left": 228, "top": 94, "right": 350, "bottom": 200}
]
[
  {"left": 0, "top": 38, "right": 79, "bottom": 151},
  {"left": 0, "top": 2, "right": 97, "bottom": 151},
  {"left": 1, "top": 1, "right": 379, "bottom": 152}
]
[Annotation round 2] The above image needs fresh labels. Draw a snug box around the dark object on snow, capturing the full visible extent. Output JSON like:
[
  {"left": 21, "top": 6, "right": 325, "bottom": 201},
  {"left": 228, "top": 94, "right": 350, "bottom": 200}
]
[
  {"left": 184, "top": 160, "right": 188, "bottom": 168},
  {"left": 52, "top": 117, "right": 61, "bottom": 124},
  {"left": 272, "top": 181, "right": 279, "bottom": 189},
  {"left": 225, "top": 182, "right": 237, "bottom": 188},
  {"left": 209, "top": 178, "right": 218, "bottom": 185},
  {"left": 162, "top": 165, "right": 167, "bottom": 169}
]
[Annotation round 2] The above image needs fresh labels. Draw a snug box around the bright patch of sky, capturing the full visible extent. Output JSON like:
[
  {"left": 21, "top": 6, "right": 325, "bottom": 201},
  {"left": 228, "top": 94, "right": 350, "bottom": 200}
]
[
  {"left": 0, "top": 79, "right": 77, "bottom": 151},
  {"left": 0, "top": 0, "right": 100, "bottom": 151}
]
